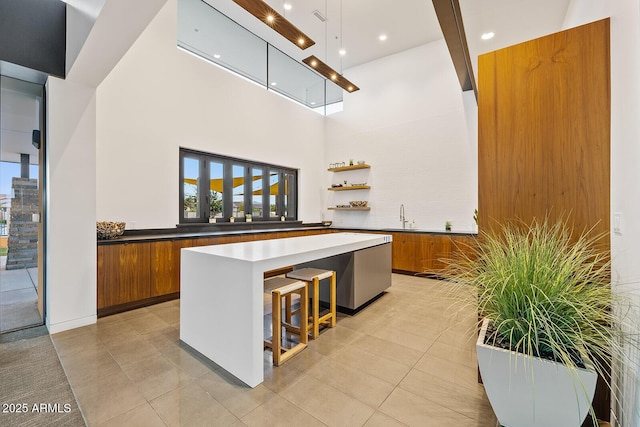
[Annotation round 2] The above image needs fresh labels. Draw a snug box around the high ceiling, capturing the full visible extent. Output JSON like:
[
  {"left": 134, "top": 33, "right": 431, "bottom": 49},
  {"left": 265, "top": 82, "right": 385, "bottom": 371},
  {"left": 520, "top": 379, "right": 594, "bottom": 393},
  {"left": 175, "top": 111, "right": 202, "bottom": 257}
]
[
  {"left": 204, "top": 0, "right": 444, "bottom": 73},
  {"left": 204, "top": 0, "right": 571, "bottom": 78},
  {"left": 0, "top": 0, "right": 574, "bottom": 165}
]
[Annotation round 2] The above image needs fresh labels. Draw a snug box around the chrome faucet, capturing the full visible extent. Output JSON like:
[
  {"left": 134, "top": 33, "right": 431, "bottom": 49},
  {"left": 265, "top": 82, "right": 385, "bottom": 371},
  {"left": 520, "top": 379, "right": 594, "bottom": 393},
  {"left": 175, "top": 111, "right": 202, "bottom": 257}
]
[{"left": 400, "top": 204, "right": 408, "bottom": 229}]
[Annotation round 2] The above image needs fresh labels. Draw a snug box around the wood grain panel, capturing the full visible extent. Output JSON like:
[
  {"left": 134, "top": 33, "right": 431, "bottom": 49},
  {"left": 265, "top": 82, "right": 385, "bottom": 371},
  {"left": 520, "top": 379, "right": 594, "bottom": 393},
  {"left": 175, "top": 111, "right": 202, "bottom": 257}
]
[
  {"left": 391, "top": 233, "right": 416, "bottom": 272},
  {"left": 419, "top": 235, "right": 452, "bottom": 273},
  {"left": 150, "top": 239, "right": 193, "bottom": 297},
  {"left": 478, "top": 18, "right": 610, "bottom": 245},
  {"left": 97, "top": 243, "right": 151, "bottom": 309}
]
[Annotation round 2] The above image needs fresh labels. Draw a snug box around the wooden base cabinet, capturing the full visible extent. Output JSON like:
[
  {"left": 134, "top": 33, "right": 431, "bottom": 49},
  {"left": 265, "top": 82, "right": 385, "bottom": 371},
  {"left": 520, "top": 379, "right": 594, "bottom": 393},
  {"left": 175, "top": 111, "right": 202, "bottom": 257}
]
[
  {"left": 97, "top": 229, "right": 335, "bottom": 316},
  {"left": 391, "top": 233, "right": 418, "bottom": 272},
  {"left": 389, "top": 232, "right": 476, "bottom": 274},
  {"left": 97, "top": 242, "right": 151, "bottom": 309},
  {"left": 150, "top": 239, "right": 193, "bottom": 297}
]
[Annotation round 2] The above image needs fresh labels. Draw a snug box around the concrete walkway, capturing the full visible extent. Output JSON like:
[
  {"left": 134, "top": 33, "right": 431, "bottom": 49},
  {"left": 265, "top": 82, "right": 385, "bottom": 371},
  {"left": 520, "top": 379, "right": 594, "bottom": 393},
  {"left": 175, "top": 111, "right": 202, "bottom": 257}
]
[{"left": 0, "top": 267, "right": 41, "bottom": 333}]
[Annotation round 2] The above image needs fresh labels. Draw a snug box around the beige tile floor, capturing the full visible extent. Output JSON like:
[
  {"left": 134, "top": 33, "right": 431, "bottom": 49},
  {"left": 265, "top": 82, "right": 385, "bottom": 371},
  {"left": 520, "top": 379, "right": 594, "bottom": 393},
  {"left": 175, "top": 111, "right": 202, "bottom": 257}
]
[{"left": 51, "top": 274, "right": 497, "bottom": 426}]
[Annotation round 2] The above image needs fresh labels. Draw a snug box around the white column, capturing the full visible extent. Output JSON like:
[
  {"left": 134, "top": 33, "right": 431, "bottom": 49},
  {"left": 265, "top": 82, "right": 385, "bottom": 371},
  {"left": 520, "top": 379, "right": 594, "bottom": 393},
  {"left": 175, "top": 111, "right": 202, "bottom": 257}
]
[{"left": 45, "top": 77, "right": 97, "bottom": 333}]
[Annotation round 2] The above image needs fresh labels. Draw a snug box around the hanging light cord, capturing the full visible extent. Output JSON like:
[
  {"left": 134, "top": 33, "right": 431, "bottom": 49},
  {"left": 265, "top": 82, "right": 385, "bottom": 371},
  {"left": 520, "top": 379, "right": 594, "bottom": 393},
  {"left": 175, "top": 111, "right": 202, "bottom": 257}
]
[
  {"left": 340, "top": 0, "right": 343, "bottom": 74},
  {"left": 324, "top": 0, "right": 328, "bottom": 64}
]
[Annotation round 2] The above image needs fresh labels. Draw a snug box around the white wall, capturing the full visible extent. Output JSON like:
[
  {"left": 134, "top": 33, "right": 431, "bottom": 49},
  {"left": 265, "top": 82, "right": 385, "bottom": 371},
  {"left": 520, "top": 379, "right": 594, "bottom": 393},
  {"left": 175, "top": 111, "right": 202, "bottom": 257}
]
[
  {"left": 45, "top": 0, "right": 168, "bottom": 334},
  {"left": 46, "top": 77, "right": 97, "bottom": 333},
  {"left": 96, "top": 0, "right": 326, "bottom": 229},
  {"left": 608, "top": 2, "right": 640, "bottom": 425},
  {"left": 564, "top": 2, "right": 640, "bottom": 425},
  {"left": 324, "top": 41, "right": 478, "bottom": 232}
]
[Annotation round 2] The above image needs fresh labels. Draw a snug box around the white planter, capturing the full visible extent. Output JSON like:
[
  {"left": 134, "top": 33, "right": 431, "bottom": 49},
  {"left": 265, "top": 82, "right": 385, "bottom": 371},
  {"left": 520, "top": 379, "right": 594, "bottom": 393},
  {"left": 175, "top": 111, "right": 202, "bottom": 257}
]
[{"left": 476, "top": 319, "right": 597, "bottom": 427}]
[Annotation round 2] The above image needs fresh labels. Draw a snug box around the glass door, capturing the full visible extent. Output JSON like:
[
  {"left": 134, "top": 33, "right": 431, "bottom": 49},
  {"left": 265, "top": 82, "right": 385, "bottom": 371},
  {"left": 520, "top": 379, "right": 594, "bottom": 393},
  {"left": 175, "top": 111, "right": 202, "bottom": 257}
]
[{"left": 0, "top": 75, "right": 45, "bottom": 333}]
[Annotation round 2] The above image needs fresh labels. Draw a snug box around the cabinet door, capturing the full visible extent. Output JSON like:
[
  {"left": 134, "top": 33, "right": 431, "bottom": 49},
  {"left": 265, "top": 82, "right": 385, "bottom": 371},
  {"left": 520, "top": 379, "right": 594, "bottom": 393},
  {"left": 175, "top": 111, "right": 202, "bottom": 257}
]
[
  {"left": 392, "top": 233, "right": 416, "bottom": 271},
  {"left": 417, "top": 235, "right": 452, "bottom": 274},
  {"left": 452, "top": 235, "right": 477, "bottom": 262},
  {"left": 150, "top": 239, "right": 193, "bottom": 297},
  {"left": 97, "top": 242, "right": 151, "bottom": 308},
  {"left": 430, "top": 235, "right": 452, "bottom": 273}
]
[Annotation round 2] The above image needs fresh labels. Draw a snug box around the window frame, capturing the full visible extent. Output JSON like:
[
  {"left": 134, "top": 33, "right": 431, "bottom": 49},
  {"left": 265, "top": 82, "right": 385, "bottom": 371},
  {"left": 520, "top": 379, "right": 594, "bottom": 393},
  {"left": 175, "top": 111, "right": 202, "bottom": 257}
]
[{"left": 179, "top": 148, "right": 298, "bottom": 224}]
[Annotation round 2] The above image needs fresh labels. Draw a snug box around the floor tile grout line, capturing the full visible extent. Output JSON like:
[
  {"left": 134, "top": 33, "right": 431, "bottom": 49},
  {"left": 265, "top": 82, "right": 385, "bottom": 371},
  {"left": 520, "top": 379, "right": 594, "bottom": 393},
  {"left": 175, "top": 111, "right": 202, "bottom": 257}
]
[
  {"left": 349, "top": 286, "right": 485, "bottom": 424},
  {"left": 89, "top": 315, "right": 230, "bottom": 426},
  {"left": 49, "top": 276, "right": 496, "bottom": 426},
  {"left": 49, "top": 336, "right": 90, "bottom": 427},
  {"left": 268, "top": 384, "right": 333, "bottom": 427}
]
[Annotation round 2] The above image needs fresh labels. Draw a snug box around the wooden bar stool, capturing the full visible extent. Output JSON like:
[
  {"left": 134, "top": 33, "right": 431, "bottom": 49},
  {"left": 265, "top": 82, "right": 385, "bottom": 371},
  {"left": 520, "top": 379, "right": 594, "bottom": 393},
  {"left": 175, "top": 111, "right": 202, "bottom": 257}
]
[
  {"left": 286, "top": 268, "right": 337, "bottom": 339},
  {"left": 263, "top": 277, "right": 308, "bottom": 366}
]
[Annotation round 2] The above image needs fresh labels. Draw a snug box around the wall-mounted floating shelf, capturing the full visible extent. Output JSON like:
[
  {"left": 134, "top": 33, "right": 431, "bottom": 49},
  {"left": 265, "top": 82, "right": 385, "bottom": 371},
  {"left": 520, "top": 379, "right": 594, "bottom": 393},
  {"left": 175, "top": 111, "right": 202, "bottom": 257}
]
[
  {"left": 327, "top": 164, "right": 371, "bottom": 172},
  {"left": 328, "top": 164, "right": 371, "bottom": 212},
  {"left": 328, "top": 207, "right": 371, "bottom": 211},
  {"left": 327, "top": 185, "right": 371, "bottom": 191}
]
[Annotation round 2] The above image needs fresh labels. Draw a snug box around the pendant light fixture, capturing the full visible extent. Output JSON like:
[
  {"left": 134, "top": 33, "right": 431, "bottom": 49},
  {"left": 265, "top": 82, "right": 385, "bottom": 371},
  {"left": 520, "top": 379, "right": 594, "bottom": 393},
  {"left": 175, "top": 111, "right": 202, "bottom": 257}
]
[
  {"left": 302, "top": 55, "right": 359, "bottom": 92},
  {"left": 302, "top": 0, "right": 359, "bottom": 93},
  {"left": 232, "top": 0, "right": 315, "bottom": 49}
]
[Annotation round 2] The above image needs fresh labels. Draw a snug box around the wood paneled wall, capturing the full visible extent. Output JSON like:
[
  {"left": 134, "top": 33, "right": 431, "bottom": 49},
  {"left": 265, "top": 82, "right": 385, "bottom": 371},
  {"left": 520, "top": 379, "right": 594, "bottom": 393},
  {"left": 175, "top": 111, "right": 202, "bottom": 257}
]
[
  {"left": 477, "top": 19, "right": 611, "bottom": 422},
  {"left": 478, "top": 19, "right": 610, "bottom": 243}
]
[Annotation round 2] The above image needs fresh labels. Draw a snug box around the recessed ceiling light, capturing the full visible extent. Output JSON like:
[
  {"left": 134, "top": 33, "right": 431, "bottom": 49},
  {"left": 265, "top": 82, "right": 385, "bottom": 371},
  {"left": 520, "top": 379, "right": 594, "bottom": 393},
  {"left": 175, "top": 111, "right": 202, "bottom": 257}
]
[
  {"left": 481, "top": 32, "right": 495, "bottom": 40},
  {"left": 378, "top": 34, "right": 387, "bottom": 41},
  {"left": 213, "top": 54, "right": 221, "bottom": 59},
  {"left": 339, "top": 49, "right": 346, "bottom": 56},
  {"left": 283, "top": 3, "right": 292, "bottom": 10},
  {"left": 311, "top": 101, "right": 316, "bottom": 105},
  {"left": 234, "top": 0, "right": 315, "bottom": 50},
  {"left": 271, "top": 81, "right": 277, "bottom": 86}
]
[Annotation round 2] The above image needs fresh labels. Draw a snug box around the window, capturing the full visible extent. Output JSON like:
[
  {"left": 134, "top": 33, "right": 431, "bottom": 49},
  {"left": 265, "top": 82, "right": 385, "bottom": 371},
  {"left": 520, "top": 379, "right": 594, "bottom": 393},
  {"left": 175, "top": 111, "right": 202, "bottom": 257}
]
[
  {"left": 232, "top": 164, "right": 245, "bottom": 218},
  {"left": 177, "top": 0, "right": 343, "bottom": 115},
  {"left": 252, "top": 167, "right": 264, "bottom": 218},
  {"left": 182, "top": 156, "right": 200, "bottom": 219},
  {"left": 179, "top": 148, "right": 297, "bottom": 223},
  {"left": 209, "top": 161, "right": 224, "bottom": 219}
]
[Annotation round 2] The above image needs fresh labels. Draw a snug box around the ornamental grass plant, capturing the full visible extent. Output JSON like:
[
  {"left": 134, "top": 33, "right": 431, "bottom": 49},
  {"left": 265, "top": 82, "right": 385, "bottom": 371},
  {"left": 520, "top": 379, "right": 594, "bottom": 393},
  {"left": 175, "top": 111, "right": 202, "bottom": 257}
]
[{"left": 444, "top": 216, "right": 639, "bottom": 424}]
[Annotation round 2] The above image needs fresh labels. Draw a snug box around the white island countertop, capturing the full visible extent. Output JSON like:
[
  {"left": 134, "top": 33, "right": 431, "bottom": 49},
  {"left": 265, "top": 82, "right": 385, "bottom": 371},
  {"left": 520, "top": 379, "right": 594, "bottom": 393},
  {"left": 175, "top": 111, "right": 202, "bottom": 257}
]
[
  {"left": 180, "top": 232, "right": 392, "bottom": 387},
  {"left": 184, "top": 232, "right": 392, "bottom": 263}
]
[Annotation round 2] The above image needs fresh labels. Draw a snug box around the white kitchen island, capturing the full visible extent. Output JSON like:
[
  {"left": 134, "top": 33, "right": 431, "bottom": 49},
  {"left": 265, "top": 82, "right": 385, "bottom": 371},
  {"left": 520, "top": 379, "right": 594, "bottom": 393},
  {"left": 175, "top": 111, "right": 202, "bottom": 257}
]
[{"left": 180, "top": 232, "right": 392, "bottom": 387}]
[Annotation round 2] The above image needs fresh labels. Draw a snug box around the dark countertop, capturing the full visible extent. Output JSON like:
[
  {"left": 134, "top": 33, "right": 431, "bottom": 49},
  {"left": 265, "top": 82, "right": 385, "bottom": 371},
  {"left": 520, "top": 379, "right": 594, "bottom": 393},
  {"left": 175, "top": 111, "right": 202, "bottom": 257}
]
[
  {"left": 331, "top": 227, "right": 478, "bottom": 237},
  {"left": 97, "top": 223, "right": 477, "bottom": 245},
  {"left": 97, "top": 221, "right": 324, "bottom": 245}
]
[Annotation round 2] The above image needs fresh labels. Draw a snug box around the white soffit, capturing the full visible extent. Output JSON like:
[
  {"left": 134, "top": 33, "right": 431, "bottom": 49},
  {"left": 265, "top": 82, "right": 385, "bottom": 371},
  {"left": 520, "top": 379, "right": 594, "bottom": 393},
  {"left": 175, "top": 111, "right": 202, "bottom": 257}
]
[{"left": 66, "top": 0, "right": 169, "bottom": 87}]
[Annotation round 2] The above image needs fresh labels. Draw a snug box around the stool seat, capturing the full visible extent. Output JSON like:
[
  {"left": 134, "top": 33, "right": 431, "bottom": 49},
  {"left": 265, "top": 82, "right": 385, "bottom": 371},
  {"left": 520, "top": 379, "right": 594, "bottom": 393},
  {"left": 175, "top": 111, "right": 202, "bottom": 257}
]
[
  {"left": 264, "top": 277, "right": 308, "bottom": 366},
  {"left": 264, "top": 277, "right": 306, "bottom": 294},
  {"left": 287, "top": 268, "right": 334, "bottom": 282},
  {"left": 286, "top": 268, "right": 337, "bottom": 339}
]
